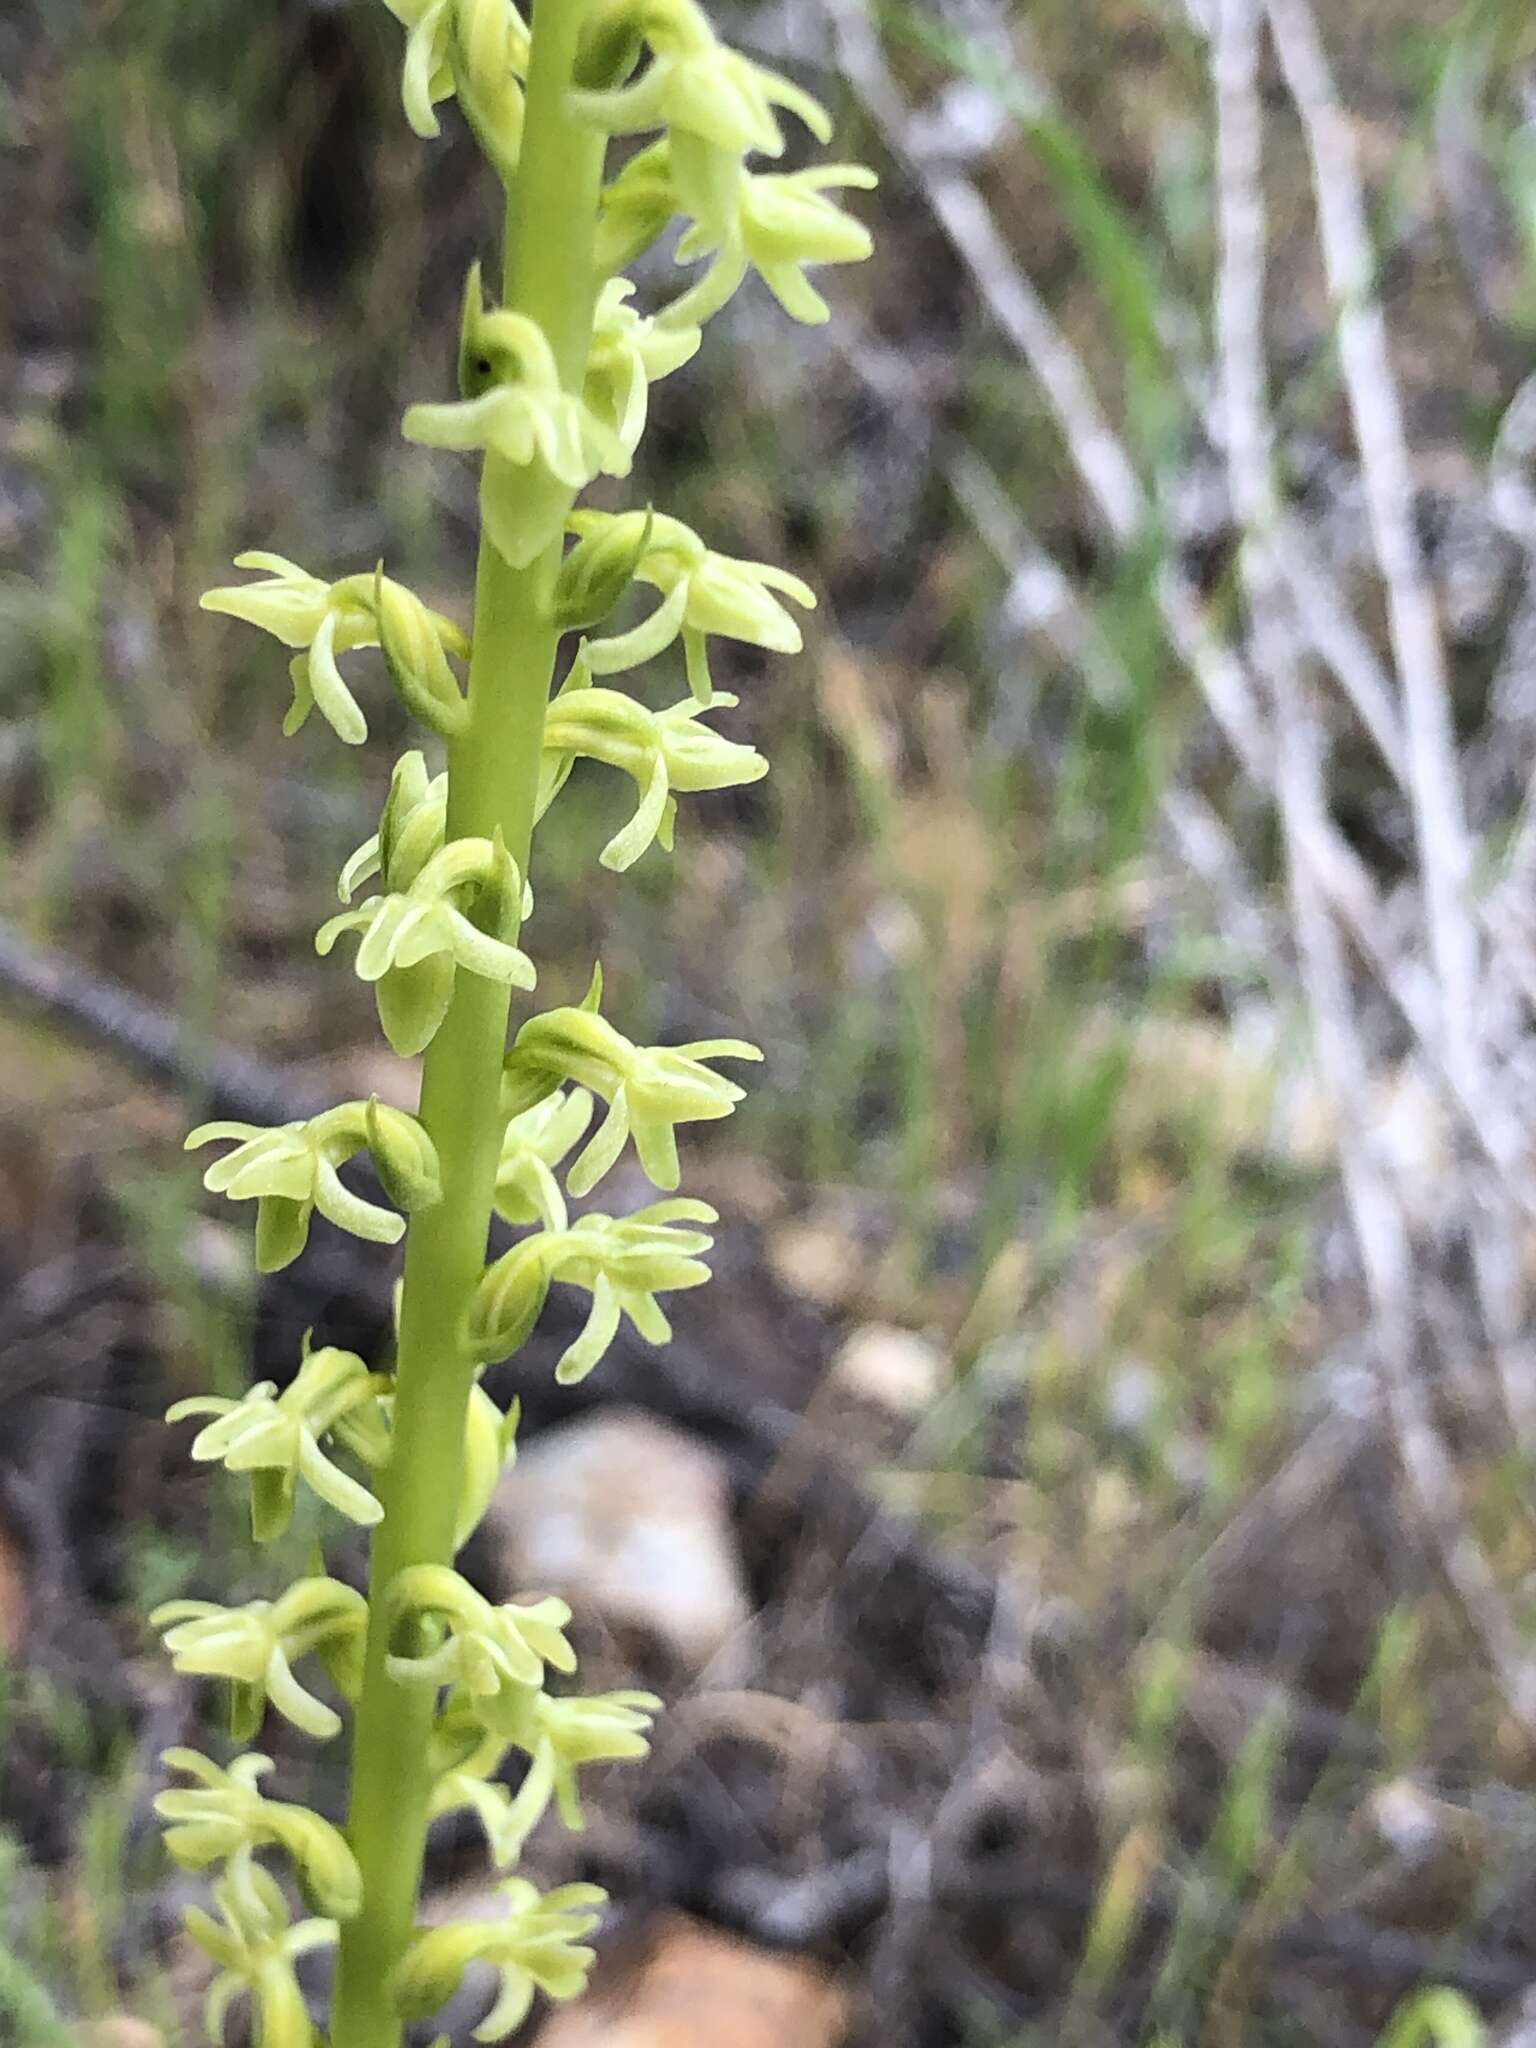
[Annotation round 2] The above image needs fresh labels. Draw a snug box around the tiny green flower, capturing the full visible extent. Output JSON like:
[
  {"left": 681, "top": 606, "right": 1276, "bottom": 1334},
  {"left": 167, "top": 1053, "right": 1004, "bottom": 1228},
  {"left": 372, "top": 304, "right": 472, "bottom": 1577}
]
[
  {"left": 201, "top": 554, "right": 469, "bottom": 746},
  {"left": 501, "top": 965, "right": 760, "bottom": 1193},
  {"left": 566, "top": 508, "right": 815, "bottom": 700},
  {"left": 539, "top": 665, "right": 768, "bottom": 871},
  {"left": 156, "top": 1749, "right": 364, "bottom": 1920},
  {"left": 568, "top": 0, "right": 829, "bottom": 159},
  {"left": 183, "top": 1858, "right": 336, "bottom": 2048},
  {"left": 453, "top": 1386, "right": 521, "bottom": 1549},
  {"left": 598, "top": 140, "right": 876, "bottom": 327},
  {"left": 384, "top": 1565, "right": 576, "bottom": 1706},
  {"left": 671, "top": 161, "right": 879, "bottom": 327},
  {"left": 317, "top": 834, "right": 535, "bottom": 1057},
  {"left": 152, "top": 1578, "right": 368, "bottom": 1742},
  {"left": 382, "top": 0, "right": 530, "bottom": 177},
  {"left": 391, "top": 1877, "right": 606, "bottom": 2041},
  {"left": 494, "top": 1089, "right": 593, "bottom": 1231},
  {"left": 186, "top": 1101, "right": 442, "bottom": 1271},
  {"left": 502, "top": 1687, "right": 661, "bottom": 1831},
  {"left": 465, "top": 1197, "right": 719, "bottom": 1376},
  {"left": 583, "top": 279, "right": 699, "bottom": 467},
  {"left": 426, "top": 1681, "right": 658, "bottom": 1866},
  {"left": 167, "top": 1342, "right": 390, "bottom": 1542},
  {"left": 404, "top": 267, "right": 629, "bottom": 569}
]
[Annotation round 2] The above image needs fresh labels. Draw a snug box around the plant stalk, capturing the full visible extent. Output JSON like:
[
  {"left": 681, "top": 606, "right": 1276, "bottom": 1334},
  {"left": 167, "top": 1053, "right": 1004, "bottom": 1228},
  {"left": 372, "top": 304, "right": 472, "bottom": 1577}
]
[{"left": 330, "top": 8, "right": 603, "bottom": 2040}]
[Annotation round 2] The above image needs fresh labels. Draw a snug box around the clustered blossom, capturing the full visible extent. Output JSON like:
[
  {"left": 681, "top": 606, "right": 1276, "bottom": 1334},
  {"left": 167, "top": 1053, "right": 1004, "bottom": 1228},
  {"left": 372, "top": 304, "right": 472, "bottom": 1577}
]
[{"left": 177, "top": 0, "right": 873, "bottom": 2039}]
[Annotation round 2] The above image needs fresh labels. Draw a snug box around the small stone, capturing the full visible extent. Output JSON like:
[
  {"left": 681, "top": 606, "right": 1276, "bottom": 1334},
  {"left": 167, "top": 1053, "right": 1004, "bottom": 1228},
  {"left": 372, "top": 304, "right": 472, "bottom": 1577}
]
[
  {"left": 81, "top": 2022, "right": 164, "bottom": 2048},
  {"left": 830, "top": 1323, "right": 944, "bottom": 1417},
  {"left": 535, "top": 1911, "right": 850, "bottom": 2048},
  {"left": 485, "top": 1411, "right": 751, "bottom": 1675},
  {"left": 768, "top": 1216, "right": 860, "bottom": 1311}
]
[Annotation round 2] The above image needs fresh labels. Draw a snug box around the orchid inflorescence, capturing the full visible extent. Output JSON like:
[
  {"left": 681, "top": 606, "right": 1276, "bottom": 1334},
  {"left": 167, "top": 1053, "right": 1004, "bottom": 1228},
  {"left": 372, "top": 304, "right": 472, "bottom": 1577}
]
[{"left": 163, "top": 1, "right": 871, "bottom": 2043}]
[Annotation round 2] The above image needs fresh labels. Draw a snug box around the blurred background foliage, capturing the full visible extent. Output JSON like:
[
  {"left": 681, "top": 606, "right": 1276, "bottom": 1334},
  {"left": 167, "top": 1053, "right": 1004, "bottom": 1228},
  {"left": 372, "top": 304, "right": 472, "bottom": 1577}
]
[{"left": 8, "top": 0, "right": 1536, "bottom": 2042}]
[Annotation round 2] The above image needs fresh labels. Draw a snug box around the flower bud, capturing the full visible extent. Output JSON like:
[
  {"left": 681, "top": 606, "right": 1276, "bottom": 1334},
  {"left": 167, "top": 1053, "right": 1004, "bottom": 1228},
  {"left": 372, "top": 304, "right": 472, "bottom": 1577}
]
[
  {"left": 553, "top": 507, "right": 654, "bottom": 631},
  {"left": 573, "top": 0, "right": 645, "bottom": 91},
  {"left": 366, "top": 1096, "right": 444, "bottom": 1213},
  {"left": 455, "top": 1389, "right": 520, "bottom": 1549},
  {"left": 374, "top": 564, "right": 469, "bottom": 738}
]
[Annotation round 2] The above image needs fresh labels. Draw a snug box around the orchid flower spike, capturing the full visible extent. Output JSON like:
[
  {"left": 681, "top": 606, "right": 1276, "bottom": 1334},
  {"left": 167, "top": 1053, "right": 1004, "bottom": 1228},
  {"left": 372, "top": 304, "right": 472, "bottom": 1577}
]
[
  {"left": 404, "top": 265, "right": 629, "bottom": 568},
  {"left": 182, "top": 1859, "right": 337, "bottom": 2048},
  {"left": 167, "top": 1341, "right": 391, "bottom": 1542},
  {"left": 156, "top": 1748, "right": 364, "bottom": 1920},
  {"left": 151, "top": 1577, "right": 368, "bottom": 1742},
  {"left": 563, "top": 508, "right": 814, "bottom": 701},
  {"left": 317, "top": 833, "right": 535, "bottom": 1057},
  {"left": 501, "top": 965, "right": 761, "bottom": 1193},
  {"left": 201, "top": 553, "right": 468, "bottom": 744},
  {"left": 539, "top": 663, "right": 768, "bottom": 872},
  {"left": 186, "top": 1099, "right": 442, "bottom": 1271},
  {"left": 393, "top": 1877, "right": 605, "bottom": 2041}
]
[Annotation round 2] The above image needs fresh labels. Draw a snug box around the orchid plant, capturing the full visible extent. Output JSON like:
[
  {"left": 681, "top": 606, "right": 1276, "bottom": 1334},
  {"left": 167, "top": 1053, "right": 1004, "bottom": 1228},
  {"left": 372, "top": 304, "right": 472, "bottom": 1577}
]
[{"left": 155, "top": 1, "right": 871, "bottom": 2043}]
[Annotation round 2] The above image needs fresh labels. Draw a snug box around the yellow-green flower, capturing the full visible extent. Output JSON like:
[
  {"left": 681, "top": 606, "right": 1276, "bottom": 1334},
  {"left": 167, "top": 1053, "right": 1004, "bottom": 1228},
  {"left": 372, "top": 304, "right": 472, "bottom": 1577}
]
[
  {"left": 404, "top": 268, "right": 629, "bottom": 568},
  {"left": 317, "top": 834, "right": 535, "bottom": 1057},
  {"left": 167, "top": 1342, "right": 390, "bottom": 1542},
  {"left": 392, "top": 1877, "right": 606, "bottom": 2041},
  {"left": 156, "top": 1749, "right": 363, "bottom": 1920},
  {"left": 201, "top": 553, "right": 468, "bottom": 744},
  {"left": 186, "top": 1100, "right": 442, "bottom": 1271},
  {"left": 566, "top": 508, "right": 814, "bottom": 700},
  {"left": 494, "top": 1089, "right": 593, "bottom": 1231},
  {"left": 501, "top": 965, "right": 760, "bottom": 1192},
  {"left": 183, "top": 1860, "right": 336, "bottom": 2048},
  {"left": 152, "top": 1578, "right": 368, "bottom": 1742},
  {"left": 465, "top": 1197, "right": 719, "bottom": 1376},
  {"left": 539, "top": 664, "right": 767, "bottom": 871},
  {"left": 569, "top": 0, "right": 829, "bottom": 159}
]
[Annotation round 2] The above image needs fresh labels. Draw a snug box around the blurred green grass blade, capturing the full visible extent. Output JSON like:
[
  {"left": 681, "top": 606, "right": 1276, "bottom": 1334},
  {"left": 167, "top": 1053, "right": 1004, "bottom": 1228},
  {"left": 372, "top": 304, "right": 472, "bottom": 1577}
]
[{"left": 882, "top": 1, "right": 1188, "bottom": 461}]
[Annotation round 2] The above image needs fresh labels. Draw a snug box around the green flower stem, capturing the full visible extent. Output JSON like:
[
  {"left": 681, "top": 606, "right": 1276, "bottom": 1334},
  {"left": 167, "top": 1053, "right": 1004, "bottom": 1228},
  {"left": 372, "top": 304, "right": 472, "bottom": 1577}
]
[{"left": 330, "top": 9, "right": 605, "bottom": 2043}]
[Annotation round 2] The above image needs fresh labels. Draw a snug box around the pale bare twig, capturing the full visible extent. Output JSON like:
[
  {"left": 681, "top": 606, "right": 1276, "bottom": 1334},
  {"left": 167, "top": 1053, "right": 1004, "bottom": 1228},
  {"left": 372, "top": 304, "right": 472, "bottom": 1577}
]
[{"left": 1213, "top": 0, "right": 1536, "bottom": 1721}]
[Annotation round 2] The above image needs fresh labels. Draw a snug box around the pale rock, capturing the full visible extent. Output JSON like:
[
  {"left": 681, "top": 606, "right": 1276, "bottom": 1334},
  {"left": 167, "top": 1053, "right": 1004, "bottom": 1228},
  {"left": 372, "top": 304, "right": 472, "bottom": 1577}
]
[
  {"left": 81, "top": 2022, "right": 164, "bottom": 2048},
  {"left": 485, "top": 1411, "right": 751, "bottom": 1675},
  {"left": 831, "top": 1323, "right": 944, "bottom": 1417},
  {"left": 534, "top": 1911, "right": 850, "bottom": 2048},
  {"left": 768, "top": 1215, "right": 861, "bottom": 1311}
]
